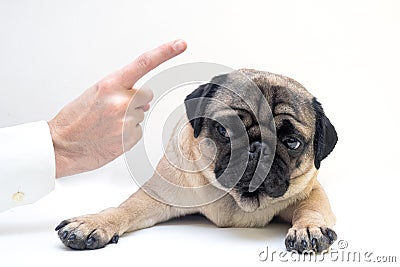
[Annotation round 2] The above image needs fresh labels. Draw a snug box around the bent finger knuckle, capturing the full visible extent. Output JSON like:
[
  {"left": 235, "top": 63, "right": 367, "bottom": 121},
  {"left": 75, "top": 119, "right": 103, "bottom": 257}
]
[
  {"left": 137, "top": 111, "right": 145, "bottom": 123},
  {"left": 135, "top": 125, "right": 143, "bottom": 140}
]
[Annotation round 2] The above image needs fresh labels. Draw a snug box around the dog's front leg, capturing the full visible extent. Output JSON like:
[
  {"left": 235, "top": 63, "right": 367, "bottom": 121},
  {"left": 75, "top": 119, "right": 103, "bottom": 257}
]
[
  {"left": 55, "top": 187, "right": 188, "bottom": 250},
  {"left": 278, "top": 181, "right": 337, "bottom": 253}
]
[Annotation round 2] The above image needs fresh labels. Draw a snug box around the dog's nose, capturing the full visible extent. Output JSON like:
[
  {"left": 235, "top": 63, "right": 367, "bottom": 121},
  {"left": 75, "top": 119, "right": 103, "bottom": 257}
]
[{"left": 248, "top": 141, "right": 269, "bottom": 158}]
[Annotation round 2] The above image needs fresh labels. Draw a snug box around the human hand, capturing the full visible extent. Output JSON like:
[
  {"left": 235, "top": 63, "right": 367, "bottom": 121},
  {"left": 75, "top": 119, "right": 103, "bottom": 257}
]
[{"left": 48, "top": 39, "right": 187, "bottom": 178}]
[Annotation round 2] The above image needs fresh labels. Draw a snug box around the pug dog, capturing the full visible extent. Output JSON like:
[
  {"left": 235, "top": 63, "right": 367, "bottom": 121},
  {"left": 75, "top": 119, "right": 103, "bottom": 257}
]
[{"left": 55, "top": 69, "right": 338, "bottom": 253}]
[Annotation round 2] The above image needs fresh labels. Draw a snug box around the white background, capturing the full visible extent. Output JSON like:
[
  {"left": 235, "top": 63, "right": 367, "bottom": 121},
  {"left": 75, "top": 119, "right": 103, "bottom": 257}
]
[{"left": 1, "top": 0, "right": 399, "bottom": 266}]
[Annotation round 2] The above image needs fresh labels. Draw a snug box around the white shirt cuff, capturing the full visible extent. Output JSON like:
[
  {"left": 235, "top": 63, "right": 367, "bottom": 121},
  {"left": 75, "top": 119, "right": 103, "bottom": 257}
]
[{"left": 0, "top": 121, "right": 55, "bottom": 212}]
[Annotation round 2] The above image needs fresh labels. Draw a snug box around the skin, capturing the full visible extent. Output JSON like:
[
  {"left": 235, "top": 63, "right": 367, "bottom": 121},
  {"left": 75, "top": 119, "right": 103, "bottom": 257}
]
[{"left": 48, "top": 39, "right": 187, "bottom": 178}]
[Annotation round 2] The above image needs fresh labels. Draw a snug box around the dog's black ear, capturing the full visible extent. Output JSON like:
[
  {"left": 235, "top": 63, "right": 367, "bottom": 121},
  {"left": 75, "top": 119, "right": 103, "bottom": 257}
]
[
  {"left": 184, "top": 83, "right": 218, "bottom": 138},
  {"left": 312, "top": 98, "right": 338, "bottom": 169}
]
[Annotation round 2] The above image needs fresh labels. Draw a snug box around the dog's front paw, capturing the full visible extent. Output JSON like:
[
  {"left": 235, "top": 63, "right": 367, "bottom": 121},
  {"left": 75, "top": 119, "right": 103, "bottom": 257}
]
[
  {"left": 55, "top": 214, "right": 120, "bottom": 250},
  {"left": 285, "top": 226, "right": 337, "bottom": 253}
]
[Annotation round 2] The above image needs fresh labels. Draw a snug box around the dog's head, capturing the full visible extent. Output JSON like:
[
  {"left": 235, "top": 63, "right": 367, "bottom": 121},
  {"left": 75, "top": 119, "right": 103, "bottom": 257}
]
[{"left": 184, "top": 69, "right": 337, "bottom": 212}]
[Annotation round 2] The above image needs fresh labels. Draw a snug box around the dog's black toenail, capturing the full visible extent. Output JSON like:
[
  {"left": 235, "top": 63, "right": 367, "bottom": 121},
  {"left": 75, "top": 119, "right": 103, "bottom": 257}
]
[
  {"left": 285, "top": 237, "right": 295, "bottom": 249},
  {"left": 326, "top": 229, "right": 336, "bottom": 242},
  {"left": 311, "top": 238, "right": 317, "bottom": 249},
  {"left": 61, "top": 231, "right": 68, "bottom": 240},
  {"left": 109, "top": 234, "right": 119, "bottom": 244},
  {"left": 86, "top": 237, "right": 95, "bottom": 246},
  {"left": 67, "top": 234, "right": 76, "bottom": 241},
  {"left": 55, "top": 220, "right": 70, "bottom": 231},
  {"left": 301, "top": 240, "right": 307, "bottom": 249}
]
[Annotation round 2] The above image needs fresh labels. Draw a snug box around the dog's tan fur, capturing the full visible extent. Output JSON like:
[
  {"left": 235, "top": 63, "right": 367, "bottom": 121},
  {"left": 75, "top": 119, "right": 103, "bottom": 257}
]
[{"left": 56, "top": 70, "right": 337, "bottom": 252}]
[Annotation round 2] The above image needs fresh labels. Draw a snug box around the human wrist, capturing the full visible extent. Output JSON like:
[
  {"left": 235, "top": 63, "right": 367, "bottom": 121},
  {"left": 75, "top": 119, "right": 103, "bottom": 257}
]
[{"left": 48, "top": 120, "right": 75, "bottom": 178}]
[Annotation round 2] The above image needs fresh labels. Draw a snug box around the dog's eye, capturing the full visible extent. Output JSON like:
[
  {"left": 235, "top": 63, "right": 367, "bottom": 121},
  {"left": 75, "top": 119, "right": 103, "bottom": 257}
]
[
  {"left": 282, "top": 137, "right": 301, "bottom": 150},
  {"left": 216, "top": 125, "right": 229, "bottom": 138}
]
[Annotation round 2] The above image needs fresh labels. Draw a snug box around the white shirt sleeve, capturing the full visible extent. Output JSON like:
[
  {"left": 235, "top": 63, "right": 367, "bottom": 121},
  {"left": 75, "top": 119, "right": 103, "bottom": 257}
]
[{"left": 0, "top": 121, "right": 55, "bottom": 212}]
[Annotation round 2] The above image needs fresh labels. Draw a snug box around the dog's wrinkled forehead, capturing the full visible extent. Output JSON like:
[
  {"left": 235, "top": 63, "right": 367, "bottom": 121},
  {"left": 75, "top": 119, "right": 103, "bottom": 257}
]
[
  {"left": 204, "top": 70, "right": 268, "bottom": 120},
  {"left": 205, "top": 69, "right": 315, "bottom": 125}
]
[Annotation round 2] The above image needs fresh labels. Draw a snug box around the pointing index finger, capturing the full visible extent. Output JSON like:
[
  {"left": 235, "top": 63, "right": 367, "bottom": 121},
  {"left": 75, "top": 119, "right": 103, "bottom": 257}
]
[{"left": 116, "top": 39, "right": 187, "bottom": 89}]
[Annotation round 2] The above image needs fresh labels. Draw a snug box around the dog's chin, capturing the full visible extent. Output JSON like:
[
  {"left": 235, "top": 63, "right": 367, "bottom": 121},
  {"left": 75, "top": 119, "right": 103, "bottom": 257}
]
[{"left": 230, "top": 191, "right": 261, "bottom": 213}]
